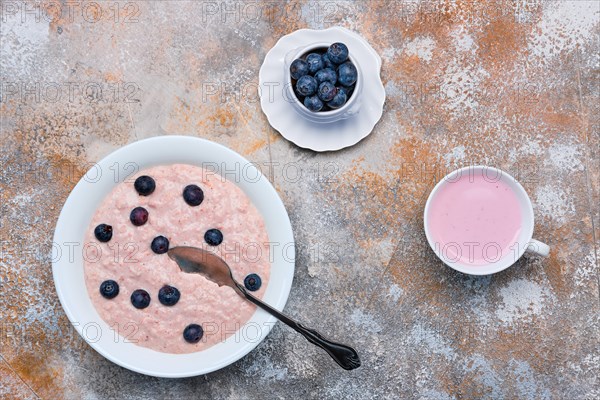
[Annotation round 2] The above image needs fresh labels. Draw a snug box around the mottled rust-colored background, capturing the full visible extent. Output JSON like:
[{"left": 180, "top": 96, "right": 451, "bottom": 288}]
[{"left": 1, "top": 0, "right": 599, "bottom": 399}]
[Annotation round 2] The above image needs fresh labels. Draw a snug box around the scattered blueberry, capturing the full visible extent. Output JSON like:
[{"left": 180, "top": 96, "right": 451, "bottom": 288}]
[
  {"left": 244, "top": 274, "right": 262, "bottom": 291},
  {"left": 327, "top": 87, "right": 348, "bottom": 109},
  {"left": 290, "top": 59, "right": 309, "bottom": 80},
  {"left": 99, "top": 280, "right": 119, "bottom": 299},
  {"left": 158, "top": 285, "right": 181, "bottom": 306},
  {"left": 130, "top": 289, "right": 151, "bottom": 309},
  {"left": 204, "top": 229, "right": 223, "bottom": 246},
  {"left": 306, "top": 53, "right": 324, "bottom": 74},
  {"left": 322, "top": 53, "right": 336, "bottom": 69},
  {"left": 315, "top": 68, "right": 337, "bottom": 85},
  {"left": 337, "top": 62, "right": 357, "bottom": 86},
  {"left": 183, "top": 323, "right": 204, "bottom": 343},
  {"left": 183, "top": 184, "right": 204, "bottom": 206},
  {"left": 304, "top": 95, "right": 323, "bottom": 112},
  {"left": 296, "top": 75, "right": 317, "bottom": 97},
  {"left": 94, "top": 224, "right": 113, "bottom": 242},
  {"left": 151, "top": 235, "right": 169, "bottom": 254},
  {"left": 129, "top": 206, "right": 149, "bottom": 226},
  {"left": 317, "top": 81, "right": 337, "bottom": 102},
  {"left": 327, "top": 42, "right": 349, "bottom": 64},
  {"left": 134, "top": 175, "right": 156, "bottom": 196}
]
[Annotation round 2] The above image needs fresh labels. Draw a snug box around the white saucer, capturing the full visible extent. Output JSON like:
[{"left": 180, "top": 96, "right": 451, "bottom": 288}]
[{"left": 259, "top": 27, "right": 386, "bottom": 152}]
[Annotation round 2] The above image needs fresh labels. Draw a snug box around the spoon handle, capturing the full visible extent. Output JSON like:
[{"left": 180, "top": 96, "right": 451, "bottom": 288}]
[{"left": 234, "top": 283, "right": 361, "bottom": 370}]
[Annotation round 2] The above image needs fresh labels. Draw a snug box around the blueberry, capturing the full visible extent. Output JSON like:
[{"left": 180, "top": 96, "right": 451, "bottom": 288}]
[
  {"left": 337, "top": 62, "right": 357, "bottom": 87},
  {"left": 94, "top": 224, "right": 113, "bottom": 242},
  {"left": 322, "top": 53, "right": 336, "bottom": 69},
  {"left": 290, "top": 59, "right": 309, "bottom": 80},
  {"left": 158, "top": 285, "right": 180, "bottom": 306},
  {"left": 244, "top": 273, "right": 262, "bottom": 291},
  {"left": 130, "top": 289, "right": 150, "bottom": 309},
  {"left": 204, "top": 229, "right": 223, "bottom": 246},
  {"left": 183, "top": 184, "right": 204, "bottom": 206},
  {"left": 327, "top": 42, "right": 349, "bottom": 64},
  {"left": 315, "top": 68, "right": 337, "bottom": 85},
  {"left": 151, "top": 235, "right": 169, "bottom": 254},
  {"left": 327, "top": 87, "right": 348, "bottom": 109},
  {"left": 304, "top": 95, "right": 323, "bottom": 112},
  {"left": 134, "top": 175, "right": 155, "bottom": 196},
  {"left": 296, "top": 75, "right": 317, "bottom": 97},
  {"left": 99, "top": 280, "right": 119, "bottom": 299},
  {"left": 317, "top": 81, "right": 337, "bottom": 102},
  {"left": 342, "top": 83, "right": 355, "bottom": 94},
  {"left": 305, "top": 53, "right": 324, "bottom": 74},
  {"left": 129, "top": 206, "right": 149, "bottom": 226},
  {"left": 183, "top": 323, "right": 204, "bottom": 343}
]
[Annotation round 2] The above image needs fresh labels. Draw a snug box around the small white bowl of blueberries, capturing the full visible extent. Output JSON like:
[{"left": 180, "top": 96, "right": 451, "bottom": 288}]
[{"left": 286, "top": 42, "right": 361, "bottom": 122}]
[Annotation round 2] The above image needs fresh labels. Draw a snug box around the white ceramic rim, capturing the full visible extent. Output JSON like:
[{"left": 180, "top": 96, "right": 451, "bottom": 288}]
[
  {"left": 423, "top": 165, "right": 535, "bottom": 275},
  {"left": 52, "top": 136, "right": 295, "bottom": 377}
]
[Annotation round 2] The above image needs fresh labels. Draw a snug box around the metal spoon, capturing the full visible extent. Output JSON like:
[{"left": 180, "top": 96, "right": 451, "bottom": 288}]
[{"left": 168, "top": 246, "right": 361, "bottom": 370}]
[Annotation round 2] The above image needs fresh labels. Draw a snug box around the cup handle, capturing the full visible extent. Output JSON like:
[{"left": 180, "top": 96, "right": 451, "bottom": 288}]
[{"left": 526, "top": 239, "right": 550, "bottom": 257}]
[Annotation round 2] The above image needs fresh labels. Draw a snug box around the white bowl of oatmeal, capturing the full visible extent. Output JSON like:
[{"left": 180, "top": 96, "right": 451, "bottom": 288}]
[{"left": 52, "top": 136, "right": 295, "bottom": 377}]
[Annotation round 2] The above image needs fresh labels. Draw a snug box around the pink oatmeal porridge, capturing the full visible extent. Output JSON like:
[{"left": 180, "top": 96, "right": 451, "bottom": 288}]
[{"left": 84, "top": 164, "right": 271, "bottom": 354}]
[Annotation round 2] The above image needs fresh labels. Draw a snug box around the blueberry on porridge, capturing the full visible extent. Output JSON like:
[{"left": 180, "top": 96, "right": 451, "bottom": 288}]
[
  {"left": 99, "top": 280, "right": 119, "bottom": 299},
  {"left": 134, "top": 175, "right": 156, "bottom": 196},
  {"left": 244, "top": 274, "right": 262, "bottom": 291},
  {"left": 183, "top": 324, "right": 204, "bottom": 344},
  {"left": 129, "top": 206, "right": 149, "bottom": 226},
  {"left": 183, "top": 184, "right": 204, "bottom": 206},
  {"left": 151, "top": 235, "right": 170, "bottom": 254},
  {"left": 94, "top": 223, "right": 112, "bottom": 242},
  {"left": 158, "top": 285, "right": 181, "bottom": 306},
  {"left": 204, "top": 228, "right": 223, "bottom": 246},
  {"left": 130, "top": 289, "right": 151, "bottom": 309}
]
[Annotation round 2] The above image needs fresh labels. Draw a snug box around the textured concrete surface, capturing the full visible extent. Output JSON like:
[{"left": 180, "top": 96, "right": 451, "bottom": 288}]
[{"left": 1, "top": 0, "right": 599, "bottom": 399}]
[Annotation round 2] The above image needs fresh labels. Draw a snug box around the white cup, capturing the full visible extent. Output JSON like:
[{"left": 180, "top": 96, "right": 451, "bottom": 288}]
[
  {"left": 284, "top": 42, "right": 363, "bottom": 123},
  {"left": 423, "top": 166, "right": 549, "bottom": 275}
]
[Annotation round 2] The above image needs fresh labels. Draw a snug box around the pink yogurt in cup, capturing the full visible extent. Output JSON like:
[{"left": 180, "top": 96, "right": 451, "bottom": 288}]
[{"left": 424, "top": 166, "right": 549, "bottom": 275}]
